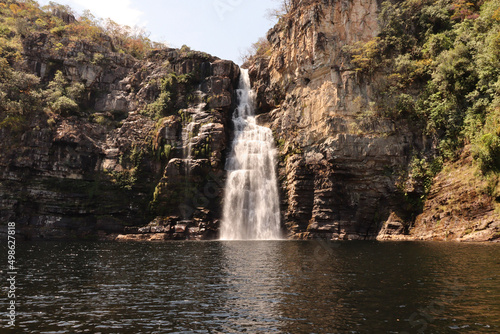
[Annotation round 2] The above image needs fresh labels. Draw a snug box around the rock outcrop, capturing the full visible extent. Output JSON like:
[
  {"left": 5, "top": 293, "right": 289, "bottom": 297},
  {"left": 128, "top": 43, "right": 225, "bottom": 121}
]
[
  {"left": 1, "top": 0, "right": 497, "bottom": 242},
  {"left": 248, "top": 0, "right": 419, "bottom": 239},
  {"left": 377, "top": 152, "right": 500, "bottom": 241},
  {"left": 0, "top": 33, "right": 239, "bottom": 239},
  {"left": 407, "top": 153, "right": 499, "bottom": 241},
  {"left": 247, "top": 0, "right": 499, "bottom": 242}
]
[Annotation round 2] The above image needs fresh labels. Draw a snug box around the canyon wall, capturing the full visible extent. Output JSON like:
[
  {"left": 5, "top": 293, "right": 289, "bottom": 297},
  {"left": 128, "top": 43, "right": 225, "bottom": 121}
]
[
  {"left": 1, "top": 0, "right": 498, "bottom": 241},
  {"left": 248, "top": 0, "right": 499, "bottom": 240},
  {"left": 248, "top": 0, "right": 416, "bottom": 239},
  {"left": 0, "top": 28, "right": 239, "bottom": 239}
]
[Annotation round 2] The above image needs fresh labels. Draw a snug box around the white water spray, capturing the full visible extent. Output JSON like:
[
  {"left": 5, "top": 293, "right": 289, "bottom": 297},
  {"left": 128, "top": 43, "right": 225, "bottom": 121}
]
[{"left": 220, "top": 69, "right": 281, "bottom": 240}]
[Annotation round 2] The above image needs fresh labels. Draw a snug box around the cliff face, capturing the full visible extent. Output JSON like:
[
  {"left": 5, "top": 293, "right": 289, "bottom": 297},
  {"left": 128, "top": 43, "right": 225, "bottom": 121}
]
[
  {"left": 404, "top": 152, "right": 499, "bottom": 241},
  {"left": 248, "top": 0, "right": 499, "bottom": 241},
  {"left": 2, "top": 0, "right": 498, "bottom": 241},
  {"left": 249, "top": 0, "right": 419, "bottom": 239},
  {"left": 0, "top": 28, "right": 239, "bottom": 239}
]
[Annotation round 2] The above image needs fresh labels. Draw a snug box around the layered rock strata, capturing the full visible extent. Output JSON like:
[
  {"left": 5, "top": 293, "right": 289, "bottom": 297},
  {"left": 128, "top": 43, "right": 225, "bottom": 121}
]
[
  {"left": 378, "top": 153, "right": 500, "bottom": 241},
  {"left": 249, "top": 0, "right": 419, "bottom": 239},
  {"left": 0, "top": 37, "right": 238, "bottom": 239}
]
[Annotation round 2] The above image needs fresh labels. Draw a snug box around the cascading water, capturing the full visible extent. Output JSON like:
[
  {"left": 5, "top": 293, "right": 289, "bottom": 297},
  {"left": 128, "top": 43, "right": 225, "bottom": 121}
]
[
  {"left": 220, "top": 69, "right": 281, "bottom": 240},
  {"left": 180, "top": 91, "right": 206, "bottom": 219},
  {"left": 181, "top": 97, "right": 206, "bottom": 176}
]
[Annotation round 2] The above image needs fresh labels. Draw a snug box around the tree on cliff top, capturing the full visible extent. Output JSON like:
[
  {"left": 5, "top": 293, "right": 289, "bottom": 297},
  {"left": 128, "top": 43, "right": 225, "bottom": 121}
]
[
  {"left": 0, "top": 0, "right": 165, "bottom": 60},
  {"left": 266, "top": 0, "right": 292, "bottom": 21},
  {"left": 240, "top": 37, "right": 271, "bottom": 68},
  {"left": 241, "top": 0, "right": 292, "bottom": 66},
  {"left": 0, "top": 0, "right": 169, "bottom": 132}
]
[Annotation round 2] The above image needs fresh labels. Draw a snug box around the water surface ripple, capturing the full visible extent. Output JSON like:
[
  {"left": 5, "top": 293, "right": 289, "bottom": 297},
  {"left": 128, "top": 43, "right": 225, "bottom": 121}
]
[{"left": 1, "top": 240, "right": 499, "bottom": 333}]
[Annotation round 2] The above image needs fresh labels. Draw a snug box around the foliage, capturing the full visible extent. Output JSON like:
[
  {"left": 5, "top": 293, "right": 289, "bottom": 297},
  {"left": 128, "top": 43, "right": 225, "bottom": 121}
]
[
  {"left": 395, "top": 154, "right": 443, "bottom": 212},
  {"left": 0, "top": 0, "right": 172, "bottom": 130},
  {"left": 266, "top": 0, "right": 292, "bottom": 21},
  {"left": 142, "top": 72, "right": 197, "bottom": 120},
  {"left": 44, "top": 70, "right": 84, "bottom": 116},
  {"left": 343, "top": 38, "right": 384, "bottom": 74},
  {"left": 473, "top": 106, "right": 500, "bottom": 173},
  {"left": 144, "top": 91, "right": 172, "bottom": 119},
  {"left": 105, "top": 145, "right": 146, "bottom": 190},
  {"left": 106, "top": 168, "right": 137, "bottom": 191},
  {"left": 241, "top": 37, "right": 272, "bottom": 68},
  {"left": 410, "top": 155, "right": 444, "bottom": 193},
  {"left": 0, "top": 0, "right": 165, "bottom": 62},
  {"left": 163, "top": 144, "right": 172, "bottom": 160},
  {"left": 0, "top": 57, "right": 41, "bottom": 130},
  {"left": 345, "top": 0, "right": 500, "bottom": 180}
]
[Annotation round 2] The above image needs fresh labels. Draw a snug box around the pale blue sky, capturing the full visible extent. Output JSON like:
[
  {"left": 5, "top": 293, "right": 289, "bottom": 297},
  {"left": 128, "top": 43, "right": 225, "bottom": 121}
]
[{"left": 37, "top": 0, "right": 278, "bottom": 64}]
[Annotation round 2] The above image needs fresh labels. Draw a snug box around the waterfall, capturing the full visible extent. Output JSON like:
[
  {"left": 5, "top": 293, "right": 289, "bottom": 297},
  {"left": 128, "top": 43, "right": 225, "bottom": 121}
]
[
  {"left": 220, "top": 69, "right": 281, "bottom": 240},
  {"left": 180, "top": 92, "right": 206, "bottom": 219},
  {"left": 181, "top": 98, "right": 206, "bottom": 175}
]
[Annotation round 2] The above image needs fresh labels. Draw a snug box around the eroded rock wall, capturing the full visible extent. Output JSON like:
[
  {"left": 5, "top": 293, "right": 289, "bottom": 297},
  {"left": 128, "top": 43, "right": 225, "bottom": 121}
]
[
  {"left": 0, "top": 37, "right": 239, "bottom": 240},
  {"left": 249, "top": 0, "right": 418, "bottom": 239},
  {"left": 400, "top": 154, "right": 499, "bottom": 241}
]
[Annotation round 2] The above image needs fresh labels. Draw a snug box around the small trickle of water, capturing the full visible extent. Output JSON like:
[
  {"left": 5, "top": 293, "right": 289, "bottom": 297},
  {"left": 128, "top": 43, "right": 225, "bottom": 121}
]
[
  {"left": 220, "top": 69, "right": 281, "bottom": 240},
  {"left": 180, "top": 91, "right": 206, "bottom": 219},
  {"left": 181, "top": 98, "right": 206, "bottom": 172}
]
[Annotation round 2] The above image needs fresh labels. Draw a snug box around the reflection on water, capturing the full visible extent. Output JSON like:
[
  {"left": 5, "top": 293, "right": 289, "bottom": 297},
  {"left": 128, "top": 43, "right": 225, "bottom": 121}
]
[
  {"left": 220, "top": 241, "right": 284, "bottom": 332},
  {"left": 1, "top": 240, "right": 499, "bottom": 333}
]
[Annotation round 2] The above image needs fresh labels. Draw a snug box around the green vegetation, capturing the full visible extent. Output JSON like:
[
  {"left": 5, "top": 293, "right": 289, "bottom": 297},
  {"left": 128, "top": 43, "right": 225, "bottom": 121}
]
[
  {"left": 343, "top": 38, "right": 382, "bottom": 74},
  {"left": 0, "top": 58, "right": 41, "bottom": 130},
  {"left": 396, "top": 154, "right": 444, "bottom": 210},
  {"left": 345, "top": 0, "right": 500, "bottom": 191},
  {"left": 0, "top": 0, "right": 205, "bottom": 131},
  {"left": 105, "top": 145, "right": 145, "bottom": 190},
  {"left": 105, "top": 168, "right": 138, "bottom": 191},
  {"left": 142, "top": 72, "right": 197, "bottom": 120},
  {"left": 44, "top": 70, "right": 84, "bottom": 116},
  {"left": 472, "top": 106, "right": 500, "bottom": 173},
  {"left": 0, "top": 0, "right": 168, "bottom": 131},
  {"left": 0, "top": 1, "right": 211, "bottom": 225},
  {"left": 0, "top": 63, "right": 84, "bottom": 129},
  {"left": 275, "top": 132, "right": 303, "bottom": 163},
  {"left": 151, "top": 139, "right": 172, "bottom": 161},
  {"left": 0, "top": 1, "right": 163, "bottom": 59}
]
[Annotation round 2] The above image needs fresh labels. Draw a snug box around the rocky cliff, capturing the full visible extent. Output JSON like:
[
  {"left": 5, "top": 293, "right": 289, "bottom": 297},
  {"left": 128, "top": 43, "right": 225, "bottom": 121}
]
[
  {"left": 247, "top": 0, "right": 500, "bottom": 240},
  {"left": 393, "top": 150, "right": 500, "bottom": 241},
  {"left": 248, "top": 0, "right": 416, "bottom": 239},
  {"left": 1, "top": 0, "right": 498, "bottom": 241},
  {"left": 0, "top": 3, "right": 239, "bottom": 240}
]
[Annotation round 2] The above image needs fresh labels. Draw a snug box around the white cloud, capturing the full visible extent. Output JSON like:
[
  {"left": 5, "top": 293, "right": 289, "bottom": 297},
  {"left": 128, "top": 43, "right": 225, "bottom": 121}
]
[{"left": 72, "top": 0, "right": 145, "bottom": 27}]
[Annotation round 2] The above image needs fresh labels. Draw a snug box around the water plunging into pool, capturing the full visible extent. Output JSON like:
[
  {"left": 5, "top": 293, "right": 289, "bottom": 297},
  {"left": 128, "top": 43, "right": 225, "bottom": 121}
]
[{"left": 220, "top": 69, "right": 281, "bottom": 240}]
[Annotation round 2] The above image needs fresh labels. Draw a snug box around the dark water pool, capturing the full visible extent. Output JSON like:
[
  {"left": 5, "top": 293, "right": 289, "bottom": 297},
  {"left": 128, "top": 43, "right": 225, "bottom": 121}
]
[{"left": 1, "top": 240, "right": 499, "bottom": 333}]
